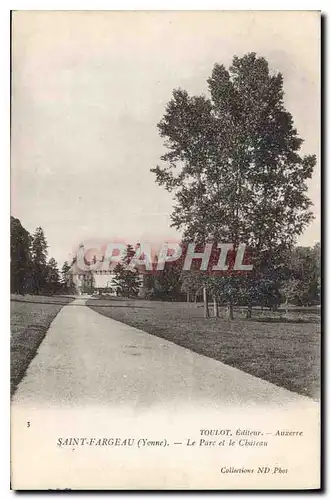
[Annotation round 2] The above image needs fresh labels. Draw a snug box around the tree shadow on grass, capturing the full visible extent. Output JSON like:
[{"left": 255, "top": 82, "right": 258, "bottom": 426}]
[
  {"left": 252, "top": 317, "right": 319, "bottom": 324},
  {"left": 11, "top": 297, "right": 75, "bottom": 307},
  {"left": 275, "top": 307, "right": 320, "bottom": 315},
  {"left": 91, "top": 304, "right": 154, "bottom": 310},
  {"left": 11, "top": 297, "right": 153, "bottom": 309}
]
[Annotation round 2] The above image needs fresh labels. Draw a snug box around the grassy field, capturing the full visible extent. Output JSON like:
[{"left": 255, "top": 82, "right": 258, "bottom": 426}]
[
  {"left": 10, "top": 294, "right": 74, "bottom": 395},
  {"left": 87, "top": 297, "right": 320, "bottom": 400}
]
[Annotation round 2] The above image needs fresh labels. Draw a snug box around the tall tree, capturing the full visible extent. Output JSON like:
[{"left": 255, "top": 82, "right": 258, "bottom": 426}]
[
  {"left": 61, "top": 261, "right": 71, "bottom": 284},
  {"left": 152, "top": 261, "right": 183, "bottom": 301},
  {"left": 31, "top": 227, "right": 48, "bottom": 294},
  {"left": 112, "top": 245, "right": 141, "bottom": 298},
  {"left": 10, "top": 216, "right": 32, "bottom": 294},
  {"left": 152, "top": 53, "right": 315, "bottom": 318},
  {"left": 61, "top": 261, "right": 75, "bottom": 293},
  {"left": 280, "top": 244, "right": 321, "bottom": 306},
  {"left": 46, "top": 257, "right": 61, "bottom": 294}
]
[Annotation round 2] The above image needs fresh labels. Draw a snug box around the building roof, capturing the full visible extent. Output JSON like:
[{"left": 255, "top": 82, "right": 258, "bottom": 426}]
[
  {"left": 69, "top": 259, "right": 146, "bottom": 276},
  {"left": 69, "top": 261, "right": 94, "bottom": 276}
]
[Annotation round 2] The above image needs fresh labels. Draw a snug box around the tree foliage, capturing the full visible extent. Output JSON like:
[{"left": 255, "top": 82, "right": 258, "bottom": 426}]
[
  {"left": 112, "top": 245, "right": 141, "bottom": 298},
  {"left": 10, "top": 216, "right": 32, "bottom": 294},
  {"left": 46, "top": 257, "right": 61, "bottom": 294},
  {"left": 152, "top": 53, "right": 315, "bottom": 249},
  {"left": 30, "top": 226, "right": 48, "bottom": 294},
  {"left": 151, "top": 53, "right": 316, "bottom": 317},
  {"left": 280, "top": 243, "right": 321, "bottom": 306},
  {"left": 11, "top": 217, "right": 62, "bottom": 295}
]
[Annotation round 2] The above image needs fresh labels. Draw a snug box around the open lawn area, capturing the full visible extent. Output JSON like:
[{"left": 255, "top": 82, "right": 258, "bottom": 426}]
[
  {"left": 11, "top": 294, "right": 74, "bottom": 395},
  {"left": 87, "top": 297, "right": 320, "bottom": 400}
]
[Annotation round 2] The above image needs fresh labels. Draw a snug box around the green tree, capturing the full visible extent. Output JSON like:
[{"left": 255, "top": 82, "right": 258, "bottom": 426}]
[
  {"left": 112, "top": 245, "right": 141, "bottom": 298},
  {"left": 242, "top": 246, "right": 287, "bottom": 317},
  {"left": 10, "top": 216, "right": 32, "bottom": 294},
  {"left": 280, "top": 278, "right": 306, "bottom": 312},
  {"left": 181, "top": 270, "right": 203, "bottom": 303},
  {"left": 281, "top": 244, "right": 321, "bottom": 306},
  {"left": 61, "top": 261, "right": 71, "bottom": 285},
  {"left": 31, "top": 226, "right": 48, "bottom": 294},
  {"left": 81, "top": 270, "right": 95, "bottom": 294},
  {"left": 46, "top": 257, "right": 61, "bottom": 294},
  {"left": 208, "top": 274, "right": 244, "bottom": 319},
  {"left": 152, "top": 261, "right": 183, "bottom": 301},
  {"left": 152, "top": 53, "right": 315, "bottom": 318},
  {"left": 61, "top": 260, "right": 76, "bottom": 293},
  {"left": 61, "top": 261, "right": 71, "bottom": 280}
]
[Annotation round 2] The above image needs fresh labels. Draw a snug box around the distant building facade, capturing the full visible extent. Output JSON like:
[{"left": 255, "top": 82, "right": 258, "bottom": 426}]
[
  {"left": 68, "top": 261, "right": 95, "bottom": 295},
  {"left": 68, "top": 259, "right": 146, "bottom": 296}
]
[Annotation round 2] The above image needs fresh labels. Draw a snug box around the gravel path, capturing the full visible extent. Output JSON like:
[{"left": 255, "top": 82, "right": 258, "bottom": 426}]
[{"left": 12, "top": 298, "right": 316, "bottom": 410}]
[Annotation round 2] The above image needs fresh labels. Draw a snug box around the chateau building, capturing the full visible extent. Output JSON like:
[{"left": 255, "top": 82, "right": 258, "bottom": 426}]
[{"left": 68, "top": 259, "right": 145, "bottom": 296}]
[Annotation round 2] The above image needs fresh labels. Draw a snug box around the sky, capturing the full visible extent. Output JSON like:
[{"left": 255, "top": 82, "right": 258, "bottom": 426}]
[{"left": 11, "top": 11, "right": 320, "bottom": 267}]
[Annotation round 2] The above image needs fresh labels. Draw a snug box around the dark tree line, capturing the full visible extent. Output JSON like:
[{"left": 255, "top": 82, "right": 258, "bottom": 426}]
[
  {"left": 105, "top": 239, "right": 320, "bottom": 312},
  {"left": 11, "top": 216, "right": 71, "bottom": 295},
  {"left": 139, "top": 242, "right": 320, "bottom": 311}
]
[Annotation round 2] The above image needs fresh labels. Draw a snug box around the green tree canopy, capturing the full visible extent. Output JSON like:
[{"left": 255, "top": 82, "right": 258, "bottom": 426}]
[
  {"left": 10, "top": 216, "right": 32, "bottom": 294},
  {"left": 152, "top": 52, "right": 315, "bottom": 249},
  {"left": 151, "top": 53, "right": 316, "bottom": 318}
]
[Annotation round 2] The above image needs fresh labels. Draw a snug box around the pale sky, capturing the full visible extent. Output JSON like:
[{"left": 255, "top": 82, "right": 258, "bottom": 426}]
[{"left": 11, "top": 11, "right": 320, "bottom": 267}]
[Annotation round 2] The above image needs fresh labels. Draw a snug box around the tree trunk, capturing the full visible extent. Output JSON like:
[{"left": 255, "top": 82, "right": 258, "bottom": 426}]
[
  {"left": 195, "top": 292, "right": 198, "bottom": 304},
  {"left": 186, "top": 291, "right": 190, "bottom": 303},
  {"left": 213, "top": 295, "right": 219, "bottom": 318},
  {"left": 203, "top": 286, "right": 210, "bottom": 318},
  {"left": 246, "top": 303, "right": 252, "bottom": 319},
  {"left": 226, "top": 302, "right": 234, "bottom": 320},
  {"left": 285, "top": 297, "right": 289, "bottom": 314}
]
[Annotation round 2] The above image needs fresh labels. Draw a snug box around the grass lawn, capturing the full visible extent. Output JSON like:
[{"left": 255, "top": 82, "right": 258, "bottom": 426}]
[
  {"left": 11, "top": 294, "right": 74, "bottom": 396},
  {"left": 87, "top": 297, "right": 320, "bottom": 400}
]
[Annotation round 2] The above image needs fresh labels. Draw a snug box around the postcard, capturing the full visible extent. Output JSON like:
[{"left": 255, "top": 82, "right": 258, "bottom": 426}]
[{"left": 10, "top": 10, "right": 321, "bottom": 490}]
